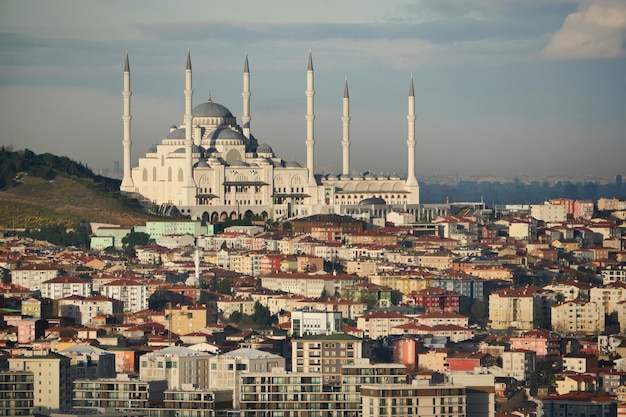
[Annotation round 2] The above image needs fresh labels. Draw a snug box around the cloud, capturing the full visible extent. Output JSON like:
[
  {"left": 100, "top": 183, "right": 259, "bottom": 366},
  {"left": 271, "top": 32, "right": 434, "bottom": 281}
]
[{"left": 542, "top": 0, "right": 626, "bottom": 59}]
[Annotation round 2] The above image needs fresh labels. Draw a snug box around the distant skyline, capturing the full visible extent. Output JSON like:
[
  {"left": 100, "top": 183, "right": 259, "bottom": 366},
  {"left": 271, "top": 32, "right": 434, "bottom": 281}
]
[{"left": 1, "top": 0, "right": 625, "bottom": 178}]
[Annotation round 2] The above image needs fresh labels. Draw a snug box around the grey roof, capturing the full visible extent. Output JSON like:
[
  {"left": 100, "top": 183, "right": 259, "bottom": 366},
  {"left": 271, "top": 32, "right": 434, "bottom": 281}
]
[
  {"left": 308, "top": 51, "right": 313, "bottom": 71},
  {"left": 167, "top": 128, "right": 186, "bottom": 139},
  {"left": 124, "top": 51, "right": 130, "bottom": 72},
  {"left": 359, "top": 197, "right": 387, "bottom": 205},
  {"left": 256, "top": 143, "right": 273, "bottom": 154},
  {"left": 208, "top": 127, "right": 246, "bottom": 141},
  {"left": 186, "top": 49, "right": 192, "bottom": 70},
  {"left": 147, "top": 345, "right": 211, "bottom": 357},
  {"left": 60, "top": 345, "right": 111, "bottom": 356},
  {"left": 284, "top": 160, "right": 301, "bottom": 168},
  {"left": 221, "top": 348, "right": 282, "bottom": 360},
  {"left": 409, "top": 75, "right": 414, "bottom": 97},
  {"left": 344, "top": 78, "right": 349, "bottom": 99},
  {"left": 193, "top": 101, "right": 233, "bottom": 118},
  {"left": 244, "top": 53, "right": 249, "bottom": 73},
  {"left": 194, "top": 159, "right": 209, "bottom": 168}
]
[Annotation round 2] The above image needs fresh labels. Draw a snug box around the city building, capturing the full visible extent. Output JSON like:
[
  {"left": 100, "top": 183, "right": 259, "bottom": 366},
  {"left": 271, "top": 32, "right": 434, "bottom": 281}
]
[
  {"left": 0, "top": 370, "right": 34, "bottom": 417},
  {"left": 140, "top": 346, "right": 212, "bottom": 390},
  {"left": 292, "top": 333, "right": 363, "bottom": 384},
  {"left": 73, "top": 374, "right": 167, "bottom": 409},
  {"left": 8, "top": 351, "right": 72, "bottom": 415},
  {"left": 290, "top": 308, "right": 342, "bottom": 337},
  {"left": 551, "top": 299, "right": 605, "bottom": 335}
]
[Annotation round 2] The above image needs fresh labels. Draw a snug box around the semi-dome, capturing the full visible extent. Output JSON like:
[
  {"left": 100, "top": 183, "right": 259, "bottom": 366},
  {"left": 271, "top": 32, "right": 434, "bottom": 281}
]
[
  {"left": 229, "top": 159, "right": 248, "bottom": 167},
  {"left": 193, "top": 100, "right": 233, "bottom": 118},
  {"left": 359, "top": 197, "right": 387, "bottom": 205},
  {"left": 284, "top": 160, "right": 302, "bottom": 168}
]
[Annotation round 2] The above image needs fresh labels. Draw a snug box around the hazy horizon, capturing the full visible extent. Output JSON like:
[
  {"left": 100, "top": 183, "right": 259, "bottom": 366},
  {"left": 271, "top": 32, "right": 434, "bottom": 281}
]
[{"left": 1, "top": 1, "right": 625, "bottom": 178}]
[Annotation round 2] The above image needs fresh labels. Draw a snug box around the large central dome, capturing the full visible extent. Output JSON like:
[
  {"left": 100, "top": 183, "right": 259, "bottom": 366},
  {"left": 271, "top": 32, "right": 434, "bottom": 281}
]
[{"left": 193, "top": 99, "right": 233, "bottom": 118}]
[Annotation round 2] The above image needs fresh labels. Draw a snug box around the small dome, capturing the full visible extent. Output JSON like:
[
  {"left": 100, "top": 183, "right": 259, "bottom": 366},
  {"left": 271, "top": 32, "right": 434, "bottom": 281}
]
[
  {"left": 364, "top": 172, "right": 376, "bottom": 179},
  {"left": 205, "top": 147, "right": 218, "bottom": 154},
  {"left": 284, "top": 160, "right": 301, "bottom": 168},
  {"left": 167, "top": 128, "right": 186, "bottom": 139},
  {"left": 172, "top": 145, "right": 204, "bottom": 154},
  {"left": 148, "top": 144, "right": 158, "bottom": 153},
  {"left": 327, "top": 174, "right": 338, "bottom": 180},
  {"left": 208, "top": 127, "right": 247, "bottom": 141},
  {"left": 256, "top": 143, "right": 273, "bottom": 154},
  {"left": 359, "top": 197, "right": 387, "bottom": 205},
  {"left": 390, "top": 173, "right": 401, "bottom": 180},
  {"left": 193, "top": 100, "right": 233, "bottom": 118},
  {"left": 173, "top": 147, "right": 185, "bottom": 154},
  {"left": 229, "top": 159, "right": 248, "bottom": 167},
  {"left": 194, "top": 159, "right": 209, "bottom": 168}
]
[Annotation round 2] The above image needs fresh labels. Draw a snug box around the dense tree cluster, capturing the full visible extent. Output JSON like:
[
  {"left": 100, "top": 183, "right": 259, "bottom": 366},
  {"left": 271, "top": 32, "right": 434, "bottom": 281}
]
[{"left": 19, "top": 223, "right": 91, "bottom": 248}]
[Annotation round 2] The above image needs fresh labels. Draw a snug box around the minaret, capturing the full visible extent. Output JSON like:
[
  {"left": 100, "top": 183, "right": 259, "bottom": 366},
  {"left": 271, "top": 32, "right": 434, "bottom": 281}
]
[
  {"left": 406, "top": 75, "right": 418, "bottom": 187},
  {"left": 120, "top": 51, "right": 135, "bottom": 193},
  {"left": 305, "top": 51, "right": 316, "bottom": 185},
  {"left": 341, "top": 77, "right": 351, "bottom": 176},
  {"left": 242, "top": 52, "right": 251, "bottom": 139},
  {"left": 182, "top": 50, "right": 196, "bottom": 205}
]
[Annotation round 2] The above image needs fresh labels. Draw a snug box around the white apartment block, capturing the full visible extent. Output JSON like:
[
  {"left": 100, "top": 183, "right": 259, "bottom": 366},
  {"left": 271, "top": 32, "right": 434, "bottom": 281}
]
[
  {"left": 101, "top": 279, "right": 149, "bottom": 312},
  {"left": 501, "top": 350, "right": 536, "bottom": 382},
  {"left": 292, "top": 334, "right": 363, "bottom": 384},
  {"left": 589, "top": 284, "right": 626, "bottom": 315},
  {"left": 208, "top": 348, "right": 284, "bottom": 409},
  {"left": 11, "top": 263, "right": 62, "bottom": 293},
  {"left": 291, "top": 308, "right": 342, "bottom": 337},
  {"left": 601, "top": 264, "right": 626, "bottom": 285},
  {"left": 552, "top": 299, "right": 605, "bottom": 335},
  {"left": 57, "top": 295, "right": 123, "bottom": 325},
  {"left": 140, "top": 346, "right": 212, "bottom": 390},
  {"left": 531, "top": 202, "right": 568, "bottom": 222},
  {"left": 40, "top": 276, "right": 92, "bottom": 300}
]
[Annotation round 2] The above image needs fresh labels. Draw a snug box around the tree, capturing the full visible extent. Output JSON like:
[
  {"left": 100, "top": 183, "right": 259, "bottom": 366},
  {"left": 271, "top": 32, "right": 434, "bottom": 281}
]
[
  {"left": 252, "top": 301, "right": 274, "bottom": 325},
  {"left": 122, "top": 231, "right": 152, "bottom": 248}
]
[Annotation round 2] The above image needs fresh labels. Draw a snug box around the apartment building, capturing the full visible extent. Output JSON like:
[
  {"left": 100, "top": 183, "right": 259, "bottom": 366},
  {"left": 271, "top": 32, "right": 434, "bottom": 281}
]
[
  {"left": 56, "top": 294, "right": 123, "bottom": 326},
  {"left": 8, "top": 351, "right": 72, "bottom": 415},
  {"left": 140, "top": 346, "right": 212, "bottom": 390},
  {"left": 489, "top": 286, "right": 540, "bottom": 330},
  {"left": 59, "top": 345, "right": 116, "bottom": 380},
  {"left": 292, "top": 333, "right": 363, "bottom": 384},
  {"left": 208, "top": 348, "right": 285, "bottom": 408},
  {"left": 551, "top": 299, "right": 605, "bottom": 335},
  {"left": 291, "top": 308, "right": 342, "bottom": 337},
  {"left": 0, "top": 370, "right": 34, "bottom": 417},
  {"left": 357, "top": 311, "right": 412, "bottom": 339},
  {"left": 360, "top": 380, "right": 466, "bottom": 417},
  {"left": 501, "top": 350, "right": 536, "bottom": 382},
  {"left": 164, "top": 305, "right": 215, "bottom": 335},
  {"left": 101, "top": 278, "right": 149, "bottom": 312},
  {"left": 73, "top": 374, "right": 167, "bottom": 409},
  {"left": 40, "top": 275, "right": 92, "bottom": 300}
]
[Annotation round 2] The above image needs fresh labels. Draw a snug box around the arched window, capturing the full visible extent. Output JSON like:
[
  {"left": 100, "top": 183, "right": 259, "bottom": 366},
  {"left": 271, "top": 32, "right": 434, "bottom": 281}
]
[
  {"left": 178, "top": 168, "right": 184, "bottom": 182},
  {"left": 168, "top": 167, "right": 172, "bottom": 182},
  {"left": 142, "top": 168, "right": 148, "bottom": 182}
]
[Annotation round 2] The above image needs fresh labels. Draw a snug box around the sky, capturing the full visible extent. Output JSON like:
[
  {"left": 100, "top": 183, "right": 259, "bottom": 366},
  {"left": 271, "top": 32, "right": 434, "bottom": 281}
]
[{"left": 0, "top": 0, "right": 625, "bottom": 179}]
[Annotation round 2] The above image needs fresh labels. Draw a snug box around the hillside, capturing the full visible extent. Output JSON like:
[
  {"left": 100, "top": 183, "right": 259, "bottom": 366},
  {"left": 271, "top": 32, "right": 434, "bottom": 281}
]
[{"left": 0, "top": 147, "right": 161, "bottom": 229}]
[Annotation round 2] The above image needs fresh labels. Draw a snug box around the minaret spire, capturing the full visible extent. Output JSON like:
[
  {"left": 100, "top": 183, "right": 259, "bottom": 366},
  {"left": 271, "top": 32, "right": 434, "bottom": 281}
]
[
  {"left": 242, "top": 52, "right": 251, "bottom": 139},
  {"left": 182, "top": 49, "right": 196, "bottom": 205},
  {"left": 405, "top": 74, "right": 419, "bottom": 192},
  {"left": 341, "top": 77, "right": 351, "bottom": 176},
  {"left": 305, "top": 50, "right": 316, "bottom": 186},
  {"left": 120, "top": 50, "right": 135, "bottom": 193}
]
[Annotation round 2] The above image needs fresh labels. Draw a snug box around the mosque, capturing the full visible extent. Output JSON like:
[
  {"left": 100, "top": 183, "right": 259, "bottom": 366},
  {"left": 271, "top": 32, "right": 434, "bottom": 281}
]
[{"left": 120, "top": 51, "right": 432, "bottom": 224}]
